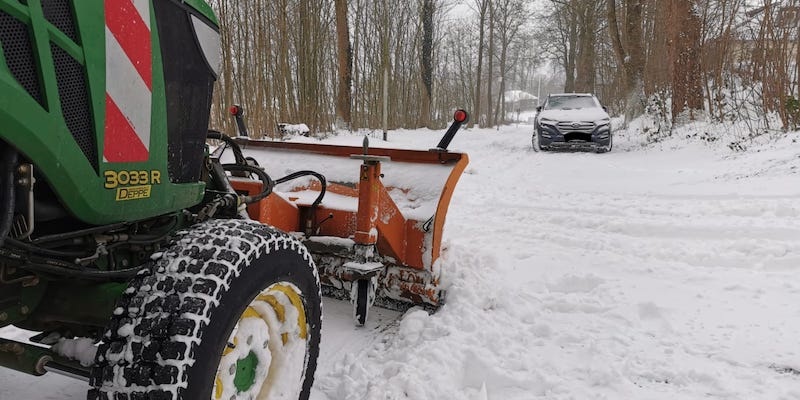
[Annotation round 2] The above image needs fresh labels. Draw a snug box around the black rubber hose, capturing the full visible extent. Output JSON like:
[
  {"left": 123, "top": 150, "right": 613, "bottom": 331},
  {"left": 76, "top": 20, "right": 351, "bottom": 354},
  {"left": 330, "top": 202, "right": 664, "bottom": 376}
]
[
  {"left": 5, "top": 237, "right": 90, "bottom": 258},
  {"left": 274, "top": 170, "right": 328, "bottom": 208},
  {"left": 32, "top": 222, "right": 128, "bottom": 245},
  {"left": 22, "top": 261, "right": 141, "bottom": 280},
  {"left": 207, "top": 131, "right": 247, "bottom": 165},
  {"left": 221, "top": 164, "right": 275, "bottom": 204},
  {"left": 0, "top": 248, "right": 140, "bottom": 280},
  {"left": 0, "top": 146, "right": 18, "bottom": 247}
]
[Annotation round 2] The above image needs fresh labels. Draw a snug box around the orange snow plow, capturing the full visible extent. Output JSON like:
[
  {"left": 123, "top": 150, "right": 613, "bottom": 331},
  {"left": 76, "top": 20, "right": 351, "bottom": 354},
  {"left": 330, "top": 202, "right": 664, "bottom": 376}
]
[{"left": 223, "top": 110, "right": 469, "bottom": 325}]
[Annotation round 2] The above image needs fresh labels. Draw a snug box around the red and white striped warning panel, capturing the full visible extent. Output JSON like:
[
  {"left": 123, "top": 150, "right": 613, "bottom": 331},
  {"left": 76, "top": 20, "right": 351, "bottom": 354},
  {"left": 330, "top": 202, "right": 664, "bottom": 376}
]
[{"left": 103, "top": 0, "right": 152, "bottom": 163}]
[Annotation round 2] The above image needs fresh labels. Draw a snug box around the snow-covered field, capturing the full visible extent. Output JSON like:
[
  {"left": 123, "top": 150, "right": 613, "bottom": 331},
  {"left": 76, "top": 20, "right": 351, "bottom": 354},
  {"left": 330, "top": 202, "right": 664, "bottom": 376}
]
[{"left": 2, "top": 122, "right": 800, "bottom": 399}]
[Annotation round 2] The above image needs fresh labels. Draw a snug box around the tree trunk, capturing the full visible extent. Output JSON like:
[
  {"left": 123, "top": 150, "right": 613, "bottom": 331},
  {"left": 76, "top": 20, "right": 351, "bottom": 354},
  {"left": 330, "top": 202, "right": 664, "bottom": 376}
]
[
  {"left": 486, "top": 2, "right": 495, "bottom": 127},
  {"left": 418, "top": 0, "right": 434, "bottom": 128},
  {"left": 574, "top": 4, "right": 596, "bottom": 93},
  {"left": 473, "top": 0, "right": 488, "bottom": 127},
  {"left": 669, "top": 0, "right": 704, "bottom": 123},
  {"left": 564, "top": 5, "right": 578, "bottom": 92},
  {"left": 334, "top": 0, "right": 353, "bottom": 130},
  {"left": 607, "top": 0, "right": 645, "bottom": 120}
]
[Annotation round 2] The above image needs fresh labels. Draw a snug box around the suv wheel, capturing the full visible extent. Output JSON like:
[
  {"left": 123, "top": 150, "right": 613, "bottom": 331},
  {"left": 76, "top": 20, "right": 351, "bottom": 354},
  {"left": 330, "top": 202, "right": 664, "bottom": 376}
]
[
  {"left": 596, "top": 135, "right": 613, "bottom": 153},
  {"left": 531, "top": 132, "right": 542, "bottom": 152}
]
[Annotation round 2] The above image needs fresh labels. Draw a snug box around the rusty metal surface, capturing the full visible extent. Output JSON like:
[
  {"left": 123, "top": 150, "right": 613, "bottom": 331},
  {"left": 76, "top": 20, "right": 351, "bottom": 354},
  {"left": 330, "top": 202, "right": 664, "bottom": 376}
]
[{"left": 307, "top": 241, "right": 443, "bottom": 309}]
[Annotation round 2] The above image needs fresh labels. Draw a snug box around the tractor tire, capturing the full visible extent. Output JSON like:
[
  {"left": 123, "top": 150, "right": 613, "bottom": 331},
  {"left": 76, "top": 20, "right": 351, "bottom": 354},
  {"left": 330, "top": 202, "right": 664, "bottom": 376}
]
[{"left": 89, "top": 219, "right": 322, "bottom": 400}]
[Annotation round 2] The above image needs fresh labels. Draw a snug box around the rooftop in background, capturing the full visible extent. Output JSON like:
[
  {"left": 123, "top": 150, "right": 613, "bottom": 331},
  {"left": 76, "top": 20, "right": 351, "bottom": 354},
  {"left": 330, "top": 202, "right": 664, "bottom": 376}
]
[{"left": 504, "top": 90, "right": 538, "bottom": 103}]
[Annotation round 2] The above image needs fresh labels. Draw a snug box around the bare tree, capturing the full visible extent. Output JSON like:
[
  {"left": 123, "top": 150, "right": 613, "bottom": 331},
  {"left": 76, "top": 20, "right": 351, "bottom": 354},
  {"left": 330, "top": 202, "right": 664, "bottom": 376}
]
[
  {"left": 483, "top": 2, "right": 496, "bottom": 127},
  {"left": 419, "top": 0, "right": 435, "bottom": 128},
  {"left": 669, "top": 0, "right": 704, "bottom": 123},
  {"left": 472, "top": 0, "right": 489, "bottom": 127},
  {"left": 492, "top": 0, "right": 527, "bottom": 123},
  {"left": 607, "top": 0, "right": 645, "bottom": 120},
  {"left": 334, "top": 0, "right": 353, "bottom": 130},
  {"left": 574, "top": 1, "right": 604, "bottom": 93}
]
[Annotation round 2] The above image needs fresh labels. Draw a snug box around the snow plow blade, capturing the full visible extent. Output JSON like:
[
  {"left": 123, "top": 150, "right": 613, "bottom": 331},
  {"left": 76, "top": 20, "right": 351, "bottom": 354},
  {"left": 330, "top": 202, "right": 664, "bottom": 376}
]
[{"left": 228, "top": 113, "right": 469, "bottom": 324}]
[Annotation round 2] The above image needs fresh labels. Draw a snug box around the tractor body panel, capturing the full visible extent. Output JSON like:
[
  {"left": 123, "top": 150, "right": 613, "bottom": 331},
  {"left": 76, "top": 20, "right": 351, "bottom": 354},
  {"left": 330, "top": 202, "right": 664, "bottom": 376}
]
[{"left": 0, "top": 0, "right": 219, "bottom": 224}]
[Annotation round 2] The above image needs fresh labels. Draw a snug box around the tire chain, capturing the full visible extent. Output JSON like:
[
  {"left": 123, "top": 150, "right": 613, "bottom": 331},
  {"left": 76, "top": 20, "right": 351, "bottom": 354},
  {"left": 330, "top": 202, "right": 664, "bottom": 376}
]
[{"left": 88, "top": 219, "right": 319, "bottom": 400}]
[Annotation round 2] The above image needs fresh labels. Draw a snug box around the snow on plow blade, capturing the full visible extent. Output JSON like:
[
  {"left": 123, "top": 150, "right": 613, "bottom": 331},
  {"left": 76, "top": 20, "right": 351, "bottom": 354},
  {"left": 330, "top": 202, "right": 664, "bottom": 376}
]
[{"left": 230, "top": 137, "right": 468, "bottom": 322}]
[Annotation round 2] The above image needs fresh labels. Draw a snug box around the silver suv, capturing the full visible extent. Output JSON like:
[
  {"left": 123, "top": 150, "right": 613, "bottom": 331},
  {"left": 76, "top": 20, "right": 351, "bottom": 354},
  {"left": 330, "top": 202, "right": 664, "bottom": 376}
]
[{"left": 533, "top": 93, "right": 612, "bottom": 153}]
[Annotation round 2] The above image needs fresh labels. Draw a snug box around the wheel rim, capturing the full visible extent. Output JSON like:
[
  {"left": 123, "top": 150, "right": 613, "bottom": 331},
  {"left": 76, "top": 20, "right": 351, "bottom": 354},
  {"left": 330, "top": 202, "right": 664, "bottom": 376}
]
[{"left": 213, "top": 282, "right": 309, "bottom": 400}]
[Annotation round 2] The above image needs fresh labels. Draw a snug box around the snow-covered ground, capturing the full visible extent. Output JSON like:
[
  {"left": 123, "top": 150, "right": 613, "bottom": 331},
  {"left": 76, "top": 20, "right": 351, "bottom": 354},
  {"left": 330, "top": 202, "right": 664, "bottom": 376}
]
[{"left": 2, "top": 122, "right": 800, "bottom": 399}]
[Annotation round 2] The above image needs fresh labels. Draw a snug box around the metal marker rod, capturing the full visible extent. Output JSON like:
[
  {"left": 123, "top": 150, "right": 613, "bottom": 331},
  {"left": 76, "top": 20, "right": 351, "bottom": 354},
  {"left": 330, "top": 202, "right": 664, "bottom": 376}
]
[
  {"left": 230, "top": 105, "right": 248, "bottom": 137},
  {"left": 435, "top": 110, "right": 469, "bottom": 150}
]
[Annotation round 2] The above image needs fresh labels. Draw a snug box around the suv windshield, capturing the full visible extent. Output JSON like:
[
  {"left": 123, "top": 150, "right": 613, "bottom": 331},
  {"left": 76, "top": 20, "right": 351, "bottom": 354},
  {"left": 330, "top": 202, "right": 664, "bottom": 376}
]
[{"left": 545, "top": 96, "right": 598, "bottom": 110}]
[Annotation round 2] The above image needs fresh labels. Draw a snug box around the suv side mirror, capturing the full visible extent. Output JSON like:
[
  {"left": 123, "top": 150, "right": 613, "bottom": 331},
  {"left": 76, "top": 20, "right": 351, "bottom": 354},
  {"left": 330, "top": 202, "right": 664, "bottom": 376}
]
[
  {"left": 602, "top": 106, "right": 608, "bottom": 112},
  {"left": 536, "top": 106, "right": 542, "bottom": 112}
]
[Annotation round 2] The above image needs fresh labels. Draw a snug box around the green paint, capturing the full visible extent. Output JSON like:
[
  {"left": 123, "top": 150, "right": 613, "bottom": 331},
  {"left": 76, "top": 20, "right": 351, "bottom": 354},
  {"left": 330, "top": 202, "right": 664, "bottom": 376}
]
[
  {"left": 182, "top": 0, "right": 219, "bottom": 25},
  {"left": 233, "top": 351, "right": 259, "bottom": 392},
  {"left": 0, "top": 0, "right": 212, "bottom": 224},
  {"left": 2, "top": 280, "right": 127, "bottom": 331},
  {"left": 26, "top": 281, "right": 127, "bottom": 328}
]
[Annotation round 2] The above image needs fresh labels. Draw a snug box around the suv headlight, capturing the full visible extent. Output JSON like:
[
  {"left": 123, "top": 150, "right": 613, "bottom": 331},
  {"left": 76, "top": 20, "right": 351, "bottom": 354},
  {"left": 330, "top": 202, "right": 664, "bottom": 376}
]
[
  {"left": 596, "top": 118, "right": 611, "bottom": 127},
  {"left": 539, "top": 118, "right": 556, "bottom": 127}
]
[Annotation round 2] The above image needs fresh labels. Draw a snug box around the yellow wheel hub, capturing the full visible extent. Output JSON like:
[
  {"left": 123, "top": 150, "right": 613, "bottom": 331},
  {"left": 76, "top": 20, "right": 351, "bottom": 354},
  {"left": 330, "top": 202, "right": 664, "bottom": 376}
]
[{"left": 213, "top": 283, "right": 308, "bottom": 400}]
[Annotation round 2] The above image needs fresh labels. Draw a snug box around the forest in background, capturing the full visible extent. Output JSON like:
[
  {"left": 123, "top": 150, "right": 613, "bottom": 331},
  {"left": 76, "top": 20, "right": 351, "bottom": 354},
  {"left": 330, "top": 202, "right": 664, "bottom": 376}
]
[{"left": 207, "top": 0, "right": 800, "bottom": 142}]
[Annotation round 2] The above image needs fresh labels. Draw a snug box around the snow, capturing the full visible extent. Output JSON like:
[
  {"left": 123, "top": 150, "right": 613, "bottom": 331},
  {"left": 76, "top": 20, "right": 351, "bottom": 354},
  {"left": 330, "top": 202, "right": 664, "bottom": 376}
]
[
  {"left": 342, "top": 261, "right": 383, "bottom": 273},
  {"left": 233, "top": 143, "right": 457, "bottom": 221},
  {"left": 279, "top": 123, "right": 310, "bottom": 136},
  {"left": 51, "top": 338, "right": 98, "bottom": 367},
  {"left": 3, "top": 122, "right": 800, "bottom": 399},
  {"left": 539, "top": 108, "right": 609, "bottom": 122}
]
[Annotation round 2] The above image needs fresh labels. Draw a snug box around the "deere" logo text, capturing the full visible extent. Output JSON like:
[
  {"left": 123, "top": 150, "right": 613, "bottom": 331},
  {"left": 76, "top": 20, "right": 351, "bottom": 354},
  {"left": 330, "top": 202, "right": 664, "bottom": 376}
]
[{"left": 116, "top": 185, "right": 152, "bottom": 201}]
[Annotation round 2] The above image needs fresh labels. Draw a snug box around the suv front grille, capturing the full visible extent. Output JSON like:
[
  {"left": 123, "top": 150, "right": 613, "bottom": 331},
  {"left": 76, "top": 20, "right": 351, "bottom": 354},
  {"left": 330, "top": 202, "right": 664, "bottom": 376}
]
[{"left": 556, "top": 121, "right": 595, "bottom": 134}]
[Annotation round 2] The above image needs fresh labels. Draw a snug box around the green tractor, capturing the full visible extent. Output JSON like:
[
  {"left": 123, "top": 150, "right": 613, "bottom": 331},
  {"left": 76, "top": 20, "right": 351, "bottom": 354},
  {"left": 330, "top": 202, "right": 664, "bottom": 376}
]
[{"left": 0, "top": 1, "right": 322, "bottom": 399}]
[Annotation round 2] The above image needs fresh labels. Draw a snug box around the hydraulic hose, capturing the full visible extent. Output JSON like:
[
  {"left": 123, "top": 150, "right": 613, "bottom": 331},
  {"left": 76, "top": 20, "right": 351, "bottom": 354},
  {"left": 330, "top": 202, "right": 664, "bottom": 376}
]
[
  {"left": 21, "top": 261, "right": 141, "bottom": 280},
  {"left": 0, "top": 247, "right": 140, "bottom": 280},
  {"left": 221, "top": 164, "right": 275, "bottom": 204},
  {"left": 275, "top": 170, "right": 328, "bottom": 208},
  {"left": 275, "top": 170, "right": 328, "bottom": 236},
  {"left": 4, "top": 238, "right": 90, "bottom": 258},
  {"left": 207, "top": 131, "right": 247, "bottom": 165},
  {"left": 32, "top": 222, "right": 128, "bottom": 246},
  {"left": 0, "top": 146, "right": 18, "bottom": 247}
]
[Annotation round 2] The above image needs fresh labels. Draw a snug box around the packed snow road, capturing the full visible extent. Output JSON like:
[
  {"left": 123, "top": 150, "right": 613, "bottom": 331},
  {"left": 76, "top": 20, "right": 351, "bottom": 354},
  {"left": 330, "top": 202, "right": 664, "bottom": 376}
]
[{"left": 2, "top": 124, "right": 800, "bottom": 399}]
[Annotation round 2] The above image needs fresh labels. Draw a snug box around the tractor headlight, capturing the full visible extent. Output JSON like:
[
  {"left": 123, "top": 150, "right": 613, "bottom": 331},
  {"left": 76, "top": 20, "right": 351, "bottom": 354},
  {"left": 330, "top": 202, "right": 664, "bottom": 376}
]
[{"left": 191, "top": 16, "right": 221, "bottom": 78}]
